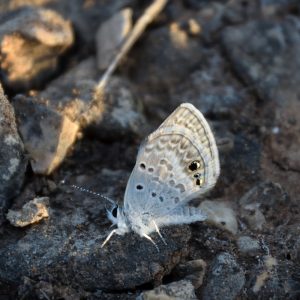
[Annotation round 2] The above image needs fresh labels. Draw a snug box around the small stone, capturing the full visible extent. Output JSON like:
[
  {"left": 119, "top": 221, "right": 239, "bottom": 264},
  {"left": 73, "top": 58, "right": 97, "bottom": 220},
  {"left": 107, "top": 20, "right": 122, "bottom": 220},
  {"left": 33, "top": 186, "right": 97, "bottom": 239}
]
[
  {"left": 239, "top": 182, "right": 290, "bottom": 231},
  {"left": 137, "top": 279, "right": 196, "bottom": 300},
  {"left": 96, "top": 8, "right": 132, "bottom": 70},
  {"left": 237, "top": 236, "right": 260, "bottom": 256},
  {"left": 173, "top": 259, "right": 207, "bottom": 289},
  {"left": 239, "top": 202, "right": 266, "bottom": 232},
  {"left": 199, "top": 200, "right": 238, "bottom": 234},
  {"left": 6, "top": 197, "right": 49, "bottom": 227},
  {"left": 13, "top": 95, "right": 79, "bottom": 175},
  {"left": 203, "top": 252, "right": 245, "bottom": 300},
  {"left": 0, "top": 7, "right": 74, "bottom": 90},
  {"left": 0, "top": 84, "right": 27, "bottom": 224},
  {"left": 252, "top": 255, "right": 277, "bottom": 294}
]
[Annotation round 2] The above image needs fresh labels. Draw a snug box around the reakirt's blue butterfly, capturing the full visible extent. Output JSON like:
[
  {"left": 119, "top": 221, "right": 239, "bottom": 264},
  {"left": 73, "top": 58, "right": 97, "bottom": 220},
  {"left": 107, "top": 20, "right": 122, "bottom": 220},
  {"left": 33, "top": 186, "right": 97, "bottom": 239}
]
[{"left": 101, "top": 103, "right": 220, "bottom": 249}]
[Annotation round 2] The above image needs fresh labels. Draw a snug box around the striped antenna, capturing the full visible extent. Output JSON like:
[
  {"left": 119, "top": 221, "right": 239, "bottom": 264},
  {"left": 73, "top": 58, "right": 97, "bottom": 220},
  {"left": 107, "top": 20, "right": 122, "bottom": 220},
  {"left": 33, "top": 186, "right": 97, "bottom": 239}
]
[{"left": 61, "top": 180, "right": 116, "bottom": 205}]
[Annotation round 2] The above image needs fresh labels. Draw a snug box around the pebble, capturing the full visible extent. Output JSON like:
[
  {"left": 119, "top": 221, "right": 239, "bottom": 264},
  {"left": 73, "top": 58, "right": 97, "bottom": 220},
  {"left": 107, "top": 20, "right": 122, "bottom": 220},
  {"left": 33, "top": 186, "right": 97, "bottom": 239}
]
[
  {"left": 202, "top": 252, "right": 245, "bottom": 300},
  {"left": 199, "top": 200, "right": 238, "bottom": 235},
  {"left": 137, "top": 279, "right": 197, "bottom": 300},
  {"left": 6, "top": 197, "right": 49, "bottom": 227}
]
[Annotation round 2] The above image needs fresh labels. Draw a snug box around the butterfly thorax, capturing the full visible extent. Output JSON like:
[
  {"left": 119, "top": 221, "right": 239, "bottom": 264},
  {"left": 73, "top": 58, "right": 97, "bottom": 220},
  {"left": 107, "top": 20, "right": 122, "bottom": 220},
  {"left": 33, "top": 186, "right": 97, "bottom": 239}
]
[
  {"left": 125, "top": 209, "right": 155, "bottom": 237},
  {"left": 108, "top": 206, "right": 153, "bottom": 237}
]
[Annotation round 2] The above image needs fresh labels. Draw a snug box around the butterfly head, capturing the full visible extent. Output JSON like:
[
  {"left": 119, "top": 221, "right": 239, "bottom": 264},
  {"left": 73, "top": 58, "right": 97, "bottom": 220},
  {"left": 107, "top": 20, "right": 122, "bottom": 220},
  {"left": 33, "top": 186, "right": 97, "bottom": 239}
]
[{"left": 106, "top": 204, "right": 130, "bottom": 235}]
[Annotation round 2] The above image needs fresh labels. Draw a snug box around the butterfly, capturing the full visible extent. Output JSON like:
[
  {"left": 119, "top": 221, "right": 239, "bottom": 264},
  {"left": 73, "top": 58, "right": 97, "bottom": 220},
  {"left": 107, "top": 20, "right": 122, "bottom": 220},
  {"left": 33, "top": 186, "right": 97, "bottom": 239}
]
[{"left": 102, "top": 103, "right": 220, "bottom": 249}]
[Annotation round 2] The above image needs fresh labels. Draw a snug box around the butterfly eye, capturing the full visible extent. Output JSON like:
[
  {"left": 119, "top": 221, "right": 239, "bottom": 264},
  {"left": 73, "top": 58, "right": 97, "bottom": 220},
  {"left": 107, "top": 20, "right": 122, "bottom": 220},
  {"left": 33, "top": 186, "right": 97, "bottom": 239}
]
[
  {"left": 112, "top": 205, "right": 118, "bottom": 218},
  {"left": 188, "top": 160, "right": 201, "bottom": 171},
  {"left": 193, "top": 173, "right": 201, "bottom": 179},
  {"left": 140, "top": 163, "right": 146, "bottom": 170},
  {"left": 136, "top": 184, "right": 144, "bottom": 190}
]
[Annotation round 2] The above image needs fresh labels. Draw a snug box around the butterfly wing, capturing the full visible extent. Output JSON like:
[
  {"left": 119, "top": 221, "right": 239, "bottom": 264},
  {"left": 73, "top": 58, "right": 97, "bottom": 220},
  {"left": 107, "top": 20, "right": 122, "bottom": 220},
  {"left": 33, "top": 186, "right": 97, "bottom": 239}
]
[
  {"left": 123, "top": 103, "right": 220, "bottom": 220},
  {"left": 159, "top": 103, "right": 220, "bottom": 179}
]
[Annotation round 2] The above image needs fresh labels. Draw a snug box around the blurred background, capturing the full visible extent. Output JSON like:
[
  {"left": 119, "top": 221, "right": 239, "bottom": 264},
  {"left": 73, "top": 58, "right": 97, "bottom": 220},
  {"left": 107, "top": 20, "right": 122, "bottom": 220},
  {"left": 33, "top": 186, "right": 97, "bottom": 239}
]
[{"left": 0, "top": 1, "right": 299, "bottom": 299}]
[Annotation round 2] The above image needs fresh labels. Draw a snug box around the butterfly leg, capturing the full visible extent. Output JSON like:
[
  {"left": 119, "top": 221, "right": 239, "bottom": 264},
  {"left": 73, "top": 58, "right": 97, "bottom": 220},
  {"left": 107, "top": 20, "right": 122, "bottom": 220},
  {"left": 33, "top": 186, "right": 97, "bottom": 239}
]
[
  {"left": 152, "top": 220, "right": 167, "bottom": 245},
  {"left": 143, "top": 233, "right": 159, "bottom": 252},
  {"left": 101, "top": 229, "right": 117, "bottom": 248}
]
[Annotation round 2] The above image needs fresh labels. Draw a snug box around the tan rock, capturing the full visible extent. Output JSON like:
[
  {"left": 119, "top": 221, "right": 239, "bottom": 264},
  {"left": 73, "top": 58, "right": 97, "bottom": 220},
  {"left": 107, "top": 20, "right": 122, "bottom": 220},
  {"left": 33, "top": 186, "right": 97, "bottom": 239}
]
[
  {"left": 0, "top": 7, "right": 73, "bottom": 90},
  {"left": 6, "top": 197, "right": 49, "bottom": 227},
  {"left": 13, "top": 95, "right": 79, "bottom": 175}
]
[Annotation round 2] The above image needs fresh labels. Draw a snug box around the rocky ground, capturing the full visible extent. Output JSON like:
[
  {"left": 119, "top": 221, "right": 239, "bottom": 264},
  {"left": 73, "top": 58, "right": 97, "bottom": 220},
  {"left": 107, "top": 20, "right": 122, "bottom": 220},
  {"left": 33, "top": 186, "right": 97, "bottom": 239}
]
[{"left": 0, "top": 0, "right": 300, "bottom": 299}]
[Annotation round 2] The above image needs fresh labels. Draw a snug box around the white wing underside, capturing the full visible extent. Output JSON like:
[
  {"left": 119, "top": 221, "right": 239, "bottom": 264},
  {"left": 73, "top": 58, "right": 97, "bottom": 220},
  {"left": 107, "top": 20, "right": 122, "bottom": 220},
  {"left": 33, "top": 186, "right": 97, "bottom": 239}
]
[{"left": 123, "top": 103, "right": 220, "bottom": 229}]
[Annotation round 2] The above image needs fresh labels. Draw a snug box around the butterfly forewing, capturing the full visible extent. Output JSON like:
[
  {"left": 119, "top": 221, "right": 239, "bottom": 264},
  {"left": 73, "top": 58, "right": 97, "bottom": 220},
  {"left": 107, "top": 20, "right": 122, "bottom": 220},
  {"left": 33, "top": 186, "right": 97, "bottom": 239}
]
[{"left": 160, "top": 103, "right": 220, "bottom": 179}]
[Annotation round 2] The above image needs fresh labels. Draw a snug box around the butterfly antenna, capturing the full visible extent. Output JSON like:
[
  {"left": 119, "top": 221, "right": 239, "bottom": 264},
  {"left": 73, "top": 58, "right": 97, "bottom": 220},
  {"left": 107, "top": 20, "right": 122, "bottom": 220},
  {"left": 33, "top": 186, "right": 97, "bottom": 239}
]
[{"left": 71, "top": 184, "right": 116, "bottom": 205}]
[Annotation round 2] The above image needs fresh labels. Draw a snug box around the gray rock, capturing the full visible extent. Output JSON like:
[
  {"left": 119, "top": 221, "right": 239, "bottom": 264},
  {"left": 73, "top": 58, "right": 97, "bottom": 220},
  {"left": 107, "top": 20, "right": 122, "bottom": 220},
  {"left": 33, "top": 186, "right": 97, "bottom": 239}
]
[
  {"left": 237, "top": 236, "right": 261, "bottom": 256},
  {"left": 0, "top": 84, "right": 27, "bottom": 224},
  {"left": 51, "top": 0, "right": 135, "bottom": 45},
  {"left": 0, "top": 7, "right": 74, "bottom": 90},
  {"left": 0, "top": 171, "right": 191, "bottom": 290},
  {"left": 13, "top": 95, "right": 79, "bottom": 175},
  {"left": 202, "top": 252, "right": 245, "bottom": 300},
  {"left": 0, "top": 219, "right": 191, "bottom": 291},
  {"left": 137, "top": 279, "right": 197, "bottom": 300},
  {"left": 96, "top": 8, "right": 132, "bottom": 70},
  {"left": 239, "top": 182, "right": 290, "bottom": 231},
  {"left": 273, "top": 224, "right": 300, "bottom": 263},
  {"left": 16, "top": 276, "right": 97, "bottom": 300}
]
